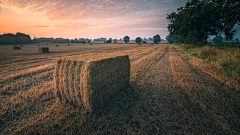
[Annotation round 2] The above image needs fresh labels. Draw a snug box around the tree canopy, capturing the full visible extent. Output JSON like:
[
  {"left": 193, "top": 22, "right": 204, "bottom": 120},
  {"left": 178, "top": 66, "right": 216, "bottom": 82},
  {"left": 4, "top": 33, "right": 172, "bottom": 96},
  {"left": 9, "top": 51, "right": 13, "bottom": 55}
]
[
  {"left": 123, "top": 36, "right": 130, "bottom": 43},
  {"left": 166, "top": 0, "right": 240, "bottom": 45},
  {"left": 135, "top": 37, "right": 142, "bottom": 43},
  {"left": 153, "top": 34, "right": 161, "bottom": 43}
]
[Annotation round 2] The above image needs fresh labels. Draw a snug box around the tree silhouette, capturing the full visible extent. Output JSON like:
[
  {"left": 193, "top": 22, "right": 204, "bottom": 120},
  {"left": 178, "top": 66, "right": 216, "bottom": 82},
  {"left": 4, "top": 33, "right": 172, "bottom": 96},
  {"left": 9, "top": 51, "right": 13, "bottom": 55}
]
[
  {"left": 123, "top": 36, "right": 130, "bottom": 43},
  {"left": 153, "top": 35, "right": 161, "bottom": 43},
  {"left": 166, "top": 0, "right": 240, "bottom": 46},
  {"left": 213, "top": 35, "right": 223, "bottom": 44},
  {"left": 135, "top": 37, "right": 142, "bottom": 43}
]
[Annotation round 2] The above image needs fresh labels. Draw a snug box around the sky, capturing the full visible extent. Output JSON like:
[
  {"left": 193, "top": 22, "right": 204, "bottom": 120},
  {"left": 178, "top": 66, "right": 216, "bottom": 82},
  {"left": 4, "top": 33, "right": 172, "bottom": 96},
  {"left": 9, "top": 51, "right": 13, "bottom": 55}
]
[{"left": 0, "top": 0, "right": 239, "bottom": 40}]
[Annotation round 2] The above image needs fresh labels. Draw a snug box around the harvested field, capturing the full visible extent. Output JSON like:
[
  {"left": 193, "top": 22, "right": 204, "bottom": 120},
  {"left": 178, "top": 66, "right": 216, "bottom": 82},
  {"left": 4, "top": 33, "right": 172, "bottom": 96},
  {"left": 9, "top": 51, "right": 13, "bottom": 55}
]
[{"left": 0, "top": 43, "right": 239, "bottom": 134}]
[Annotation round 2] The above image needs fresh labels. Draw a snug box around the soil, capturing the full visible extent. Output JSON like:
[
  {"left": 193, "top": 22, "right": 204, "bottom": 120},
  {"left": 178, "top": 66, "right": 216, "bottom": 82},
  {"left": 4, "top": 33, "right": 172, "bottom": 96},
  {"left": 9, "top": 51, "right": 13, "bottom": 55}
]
[{"left": 0, "top": 43, "right": 239, "bottom": 134}]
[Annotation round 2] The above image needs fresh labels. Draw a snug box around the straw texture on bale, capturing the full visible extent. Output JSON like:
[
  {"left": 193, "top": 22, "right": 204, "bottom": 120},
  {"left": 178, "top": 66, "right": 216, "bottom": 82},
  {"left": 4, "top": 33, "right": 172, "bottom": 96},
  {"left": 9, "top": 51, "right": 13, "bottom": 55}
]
[
  {"left": 55, "top": 45, "right": 59, "bottom": 47},
  {"left": 13, "top": 46, "right": 21, "bottom": 50},
  {"left": 54, "top": 53, "right": 130, "bottom": 113},
  {"left": 39, "top": 47, "right": 49, "bottom": 53}
]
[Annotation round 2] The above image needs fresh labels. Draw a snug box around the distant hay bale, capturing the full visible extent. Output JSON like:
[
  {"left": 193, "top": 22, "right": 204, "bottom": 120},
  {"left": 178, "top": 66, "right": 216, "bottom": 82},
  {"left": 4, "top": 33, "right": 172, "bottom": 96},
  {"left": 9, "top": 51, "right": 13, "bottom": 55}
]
[
  {"left": 37, "top": 44, "right": 40, "bottom": 46},
  {"left": 55, "top": 45, "right": 59, "bottom": 47},
  {"left": 151, "top": 43, "right": 154, "bottom": 45},
  {"left": 13, "top": 46, "right": 21, "bottom": 50},
  {"left": 39, "top": 47, "right": 49, "bottom": 53},
  {"left": 138, "top": 43, "right": 141, "bottom": 45},
  {"left": 46, "top": 44, "right": 48, "bottom": 45},
  {"left": 90, "top": 43, "right": 93, "bottom": 45},
  {"left": 67, "top": 44, "right": 70, "bottom": 46},
  {"left": 53, "top": 53, "right": 130, "bottom": 113},
  {"left": 20, "top": 45, "right": 23, "bottom": 47}
]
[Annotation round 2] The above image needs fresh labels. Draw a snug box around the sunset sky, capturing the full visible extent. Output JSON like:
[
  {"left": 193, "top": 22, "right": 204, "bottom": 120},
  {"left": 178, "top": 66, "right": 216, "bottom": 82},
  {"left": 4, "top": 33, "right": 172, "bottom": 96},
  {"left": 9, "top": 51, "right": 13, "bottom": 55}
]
[{"left": 0, "top": 0, "right": 239, "bottom": 40}]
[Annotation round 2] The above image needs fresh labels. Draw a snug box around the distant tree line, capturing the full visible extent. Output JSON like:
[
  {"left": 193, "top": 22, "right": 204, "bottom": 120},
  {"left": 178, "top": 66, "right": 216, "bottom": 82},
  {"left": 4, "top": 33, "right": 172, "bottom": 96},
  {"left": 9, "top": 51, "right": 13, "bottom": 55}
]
[
  {"left": 0, "top": 32, "right": 33, "bottom": 45},
  {"left": 122, "top": 34, "right": 162, "bottom": 44},
  {"left": 165, "top": 0, "right": 240, "bottom": 46}
]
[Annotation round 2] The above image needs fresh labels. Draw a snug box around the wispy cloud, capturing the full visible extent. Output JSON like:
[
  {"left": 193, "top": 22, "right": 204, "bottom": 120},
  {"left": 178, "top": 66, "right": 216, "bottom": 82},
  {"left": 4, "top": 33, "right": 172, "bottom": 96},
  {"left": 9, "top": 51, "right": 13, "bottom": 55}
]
[
  {"left": 0, "top": 0, "right": 189, "bottom": 38},
  {"left": 26, "top": 25, "right": 51, "bottom": 27}
]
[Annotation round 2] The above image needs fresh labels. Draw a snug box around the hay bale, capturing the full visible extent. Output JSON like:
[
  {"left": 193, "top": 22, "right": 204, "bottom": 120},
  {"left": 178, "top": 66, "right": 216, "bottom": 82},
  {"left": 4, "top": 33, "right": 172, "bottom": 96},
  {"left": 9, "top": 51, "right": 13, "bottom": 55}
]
[
  {"left": 54, "top": 53, "right": 130, "bottom": 113},
  {"left": 151, "top": 43, "right": 154, "bottom": 45},
  {"left": 46, "top": 44, "right": 48, "bottom": 45},
  {"left": 37, "top": 44, "right": 40, "bottom": 46},
  {"left": 89, "top": 43, "right": 93, "bottom": 45},
  {"left": 39, "top": 47, "right": 49, "bottom": 53},
  {"left": 13, "top": 46, "right": 21, "bottom": 50},
  {"left": 20, "top": 45, "right": 23, "bottom": 47},
  {"left": 138, "top": 43, "right": 141, "bottom": 45},
  {"left": 67, "top": 44, "right": 70, "bottom": 46},
  {"left": 55, "top": 45, "right": 59, "bottom": 47}
]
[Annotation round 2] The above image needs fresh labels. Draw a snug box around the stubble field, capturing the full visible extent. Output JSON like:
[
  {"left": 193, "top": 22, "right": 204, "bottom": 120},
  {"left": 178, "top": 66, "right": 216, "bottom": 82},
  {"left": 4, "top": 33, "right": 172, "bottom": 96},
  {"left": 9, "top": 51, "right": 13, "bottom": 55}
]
[{"left": 0, "top": 43, "right": 239, "bottom": 134}]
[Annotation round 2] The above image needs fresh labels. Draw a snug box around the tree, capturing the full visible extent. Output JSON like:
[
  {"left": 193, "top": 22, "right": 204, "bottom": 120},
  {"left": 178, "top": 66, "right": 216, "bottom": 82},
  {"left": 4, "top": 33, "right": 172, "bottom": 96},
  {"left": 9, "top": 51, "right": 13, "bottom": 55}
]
[
  {"left": 162, "top": 38, "right": 164, "bottom": 41},
  {"left": 144, "top": 37, "right": 147, "bottom": 41},
  {"left": 114, "top": 39, "right": 117, "bottom": 43},
  {"left": 153, "top": 34, "right": 161, "bottom": 43},
  {"left": 148, "top": 37, "right": 153, "bottom": 41},
  {"left": 213, "top": 35, "right": 223, "bottom": 44},
  {"left": 106, "top": 40, "right": 112, "bottom": 43},
  {"left": 120, "top": 38, "right": 122, "bottom": 41},
  {"left": 234, "top": 38, "right": 239, "bottom": 43},
  {"left": 135, "top": 37, "right": 142, "bottom": 43},
  {"left": 166, "top": 0, "right": 240, "bottom": 46},
  {"left": 123, "top": 36, "right": 130, "bottom": 43},
  {"left": 165, "top": 35, "right": 174, "bottom": 44}
]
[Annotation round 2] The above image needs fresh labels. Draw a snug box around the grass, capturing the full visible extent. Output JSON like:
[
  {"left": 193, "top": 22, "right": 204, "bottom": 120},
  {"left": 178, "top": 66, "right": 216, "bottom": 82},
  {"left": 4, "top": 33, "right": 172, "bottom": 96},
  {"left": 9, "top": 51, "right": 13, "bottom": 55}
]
[{"left": 178, "top": 43, "right": 240, "bottom": 85}]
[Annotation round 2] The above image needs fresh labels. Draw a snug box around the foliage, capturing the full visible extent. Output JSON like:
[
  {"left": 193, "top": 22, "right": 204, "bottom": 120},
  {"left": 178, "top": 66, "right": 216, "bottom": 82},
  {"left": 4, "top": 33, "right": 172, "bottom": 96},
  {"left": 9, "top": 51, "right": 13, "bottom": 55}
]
[
  {"left": 213, "top": 35, "right": 223, "bottom": 44},
  {"left": 143, "top": 41, "right": 147, "bottom": 43},
  {"left": 166, "top": 0, "right": 240, "bottom": 46},
  {"left": 234, "top": 38, "right": 239, "bottom": 43},
  {"left": 114, "top": 39, "right": 117, "bottom": 43},
  {"left": 106, "top": 40, "right": 112, "bottom": 43},
  {"left": 135, "top": 37, "right": 142, "bottom": 43},
  {"left": 165, "top": 35, "right": 174, "bottom": 44},
  {"left": 153, "top": 34, "right": 161, "bottom": 43},
  {"left": 123, "top": 36, "right": 130, "bottom": 43}
]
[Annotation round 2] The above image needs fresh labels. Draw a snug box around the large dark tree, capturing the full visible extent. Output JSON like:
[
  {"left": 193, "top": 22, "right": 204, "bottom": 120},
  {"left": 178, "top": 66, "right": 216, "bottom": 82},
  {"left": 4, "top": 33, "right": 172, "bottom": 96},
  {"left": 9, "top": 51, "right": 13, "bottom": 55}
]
[
  {"left": 153, "top": 34, "right": 161, "bottom": 43},
  {"left": 166, "top": 0, "right": 240, "bottom": 46},
  {"left": 135, "top": 37, "right": 142, "bottom": 43},
  {"left": 123, "top": 36, "right": 130, "bottom": 43}
]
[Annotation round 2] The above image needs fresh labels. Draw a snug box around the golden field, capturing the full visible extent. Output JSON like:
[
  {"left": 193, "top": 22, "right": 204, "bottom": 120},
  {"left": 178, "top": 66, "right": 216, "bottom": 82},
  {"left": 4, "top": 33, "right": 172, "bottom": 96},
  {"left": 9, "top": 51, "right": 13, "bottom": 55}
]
[{"left": 0, "top": 43, "right": 239, "bottom": 134}]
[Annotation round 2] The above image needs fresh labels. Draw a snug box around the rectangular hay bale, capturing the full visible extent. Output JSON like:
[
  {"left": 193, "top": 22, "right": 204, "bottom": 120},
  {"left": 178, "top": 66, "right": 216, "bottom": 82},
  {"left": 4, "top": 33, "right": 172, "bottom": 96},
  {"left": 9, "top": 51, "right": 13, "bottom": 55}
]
[
  {"left": 53, "top": 53, "right": 130, "bottom": 113},
  {"left": 13, "top": 46, "right": 21, "bottom": 50},
  {"left": 39, "top": 47, "right": 49, "bottom": 53}
]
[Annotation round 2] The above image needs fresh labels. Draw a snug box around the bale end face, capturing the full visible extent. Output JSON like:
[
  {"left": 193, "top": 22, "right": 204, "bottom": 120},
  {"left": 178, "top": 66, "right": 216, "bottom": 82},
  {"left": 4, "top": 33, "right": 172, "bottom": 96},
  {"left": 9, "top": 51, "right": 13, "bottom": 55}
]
[
  {"left": 54, "top": 53, "right": 130, "bottom": 113},
  {"left": 39, "top": 47, "right": 49, "bottom": 53}
]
